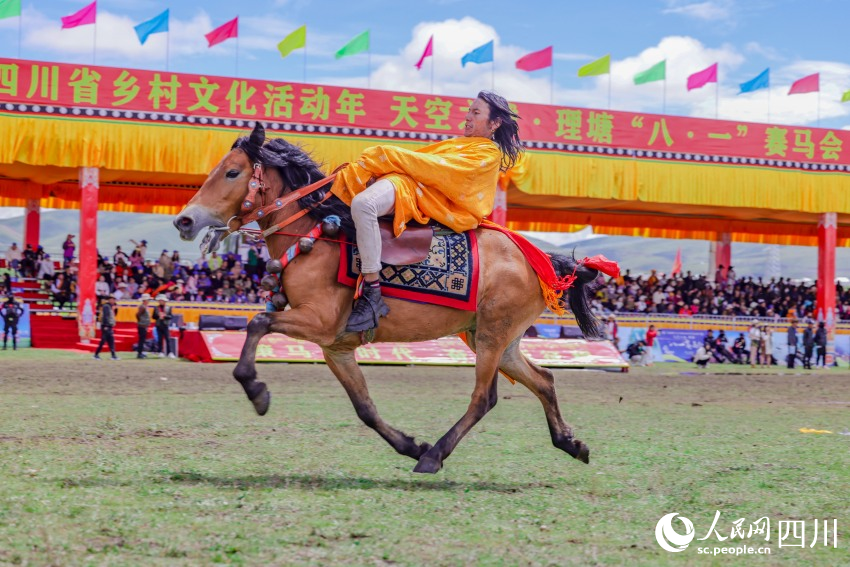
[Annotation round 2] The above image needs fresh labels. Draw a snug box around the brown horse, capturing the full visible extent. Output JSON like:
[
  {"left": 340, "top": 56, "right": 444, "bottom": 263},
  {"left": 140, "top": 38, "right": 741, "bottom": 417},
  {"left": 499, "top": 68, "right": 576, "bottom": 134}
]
[{"left": 174, "top": 123, "right": 603, "bottom": 473}]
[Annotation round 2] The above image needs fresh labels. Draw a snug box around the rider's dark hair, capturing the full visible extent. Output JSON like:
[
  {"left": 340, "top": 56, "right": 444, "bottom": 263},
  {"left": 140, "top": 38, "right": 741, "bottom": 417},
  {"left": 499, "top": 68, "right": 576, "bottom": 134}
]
[{"left": 477, "top": 91, "right": 523, "bottom": 171}]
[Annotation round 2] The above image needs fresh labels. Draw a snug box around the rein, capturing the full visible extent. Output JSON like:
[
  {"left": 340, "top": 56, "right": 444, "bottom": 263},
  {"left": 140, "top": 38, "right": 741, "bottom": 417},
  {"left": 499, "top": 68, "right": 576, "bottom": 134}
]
[{"left": 224, "top": 164, "right": 340, "bottom": 236}]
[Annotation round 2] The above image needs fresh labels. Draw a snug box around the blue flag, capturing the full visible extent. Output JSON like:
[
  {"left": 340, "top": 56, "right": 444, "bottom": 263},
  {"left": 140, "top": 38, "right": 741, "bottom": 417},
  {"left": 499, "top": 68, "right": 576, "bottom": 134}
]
[
  {"left": 739, "top": 68, "right": 769, "bottom": 94},
  {"left": 461, "top": 40, "right": 494, "bottom": 67},
  {"left": 135, "top": 9, "right": 169, "bottom": 45}
]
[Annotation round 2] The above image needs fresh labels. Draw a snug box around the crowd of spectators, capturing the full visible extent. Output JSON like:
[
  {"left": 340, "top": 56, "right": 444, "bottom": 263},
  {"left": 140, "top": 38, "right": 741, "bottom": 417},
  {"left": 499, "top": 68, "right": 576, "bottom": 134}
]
[
  {"left": 593, "top": 265, "right": 850, "bottom": 321},
  {"left": 5, "top": 238, "right": 850, "bottom": 321},
  {"left": 3, "top": 234, "right": 273, "bottom": 308}
]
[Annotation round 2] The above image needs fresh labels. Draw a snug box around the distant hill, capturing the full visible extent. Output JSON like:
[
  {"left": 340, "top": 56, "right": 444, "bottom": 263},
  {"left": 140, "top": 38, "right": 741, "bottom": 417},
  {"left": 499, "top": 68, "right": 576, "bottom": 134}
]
[{"left": 1, "top": 209, "right": 847, "bottom": 279}]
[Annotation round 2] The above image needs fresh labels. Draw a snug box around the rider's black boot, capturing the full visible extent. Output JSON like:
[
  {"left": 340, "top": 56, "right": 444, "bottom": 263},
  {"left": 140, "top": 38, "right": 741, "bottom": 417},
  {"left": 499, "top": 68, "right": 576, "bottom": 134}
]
[{"left": 345, "top": 283, "right": 389, "bottom": 332}]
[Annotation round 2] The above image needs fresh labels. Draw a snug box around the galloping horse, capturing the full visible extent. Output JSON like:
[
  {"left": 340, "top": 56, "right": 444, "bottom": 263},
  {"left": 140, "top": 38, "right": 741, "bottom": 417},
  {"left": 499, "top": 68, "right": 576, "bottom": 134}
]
[{"left": 174, "top": 123, "right": 603, "bottom": 473}]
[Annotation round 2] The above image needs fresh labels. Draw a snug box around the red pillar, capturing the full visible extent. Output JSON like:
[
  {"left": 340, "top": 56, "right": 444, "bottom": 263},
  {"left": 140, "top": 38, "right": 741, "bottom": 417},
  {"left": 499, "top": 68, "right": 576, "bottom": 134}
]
[
  {"left": 77, "top": 168, "right": 99, "bottom": 343},
  {"left": 24, "top": 198, "right": 41, "bottom": 250},
  {"left": 817, "top": 212, "right": 836, "bottom": 365},
  {"left": 710, "top": 232, "right": 732, "bottom": 281},
  {"left": 491, "top": 183, "right": 507, "bottom": 226}
]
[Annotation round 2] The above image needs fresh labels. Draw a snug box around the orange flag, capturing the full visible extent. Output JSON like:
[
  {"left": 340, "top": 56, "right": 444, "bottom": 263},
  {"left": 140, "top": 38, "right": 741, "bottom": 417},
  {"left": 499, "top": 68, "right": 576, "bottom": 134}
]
[{"left": 671, "top": 248, "right": 682, "bottom": 276}]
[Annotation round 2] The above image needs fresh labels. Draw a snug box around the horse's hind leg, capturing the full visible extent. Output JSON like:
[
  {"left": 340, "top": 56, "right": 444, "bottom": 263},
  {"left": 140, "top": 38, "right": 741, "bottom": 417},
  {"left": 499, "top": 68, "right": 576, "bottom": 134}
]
[
  {"left": 413, "top": 341, "right": 502, "bottom": 474},
  {"left": 498, "top": 340, "right": 590, "bottom": 464},
  {"left": 233, "top": 313, "right": 272, "bottom": 416},
  {"left": 323, "top": 348, "right": 432, "bottom": 460}
]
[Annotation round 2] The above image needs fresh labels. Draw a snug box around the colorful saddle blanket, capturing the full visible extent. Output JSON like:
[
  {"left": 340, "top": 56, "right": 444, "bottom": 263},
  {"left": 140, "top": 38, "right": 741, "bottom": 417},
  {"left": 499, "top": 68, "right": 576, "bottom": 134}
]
[{"left": 337, "top": 231, "right": 479, "bottom": 311}]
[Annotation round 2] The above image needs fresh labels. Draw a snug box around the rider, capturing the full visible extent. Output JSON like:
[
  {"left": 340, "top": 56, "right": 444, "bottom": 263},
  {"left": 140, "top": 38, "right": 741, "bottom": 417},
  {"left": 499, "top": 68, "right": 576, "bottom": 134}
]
[{"left": 331, "top": 91, "right": 523, "bottom": 332}]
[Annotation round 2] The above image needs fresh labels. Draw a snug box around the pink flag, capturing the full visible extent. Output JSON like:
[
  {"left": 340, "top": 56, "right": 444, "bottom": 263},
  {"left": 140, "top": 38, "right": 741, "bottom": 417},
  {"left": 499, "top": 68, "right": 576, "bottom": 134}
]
[
  {"left": 415, "top": 35, "right": 433, "bottom": 70},
  {"left": 788, "top": 73, "right": 819, "bottom": 95},
  {"left": 516, "top": 46, "right": 553, "bottom": 72},
  {"left": 687, "top": 63, "right": 717, "bottom": 91},
  {"left": 205, "top": 17, "right": 238, "bottom": 47},
  {"left": 61, "top": 1, "right": 97, "bottom": 29}
]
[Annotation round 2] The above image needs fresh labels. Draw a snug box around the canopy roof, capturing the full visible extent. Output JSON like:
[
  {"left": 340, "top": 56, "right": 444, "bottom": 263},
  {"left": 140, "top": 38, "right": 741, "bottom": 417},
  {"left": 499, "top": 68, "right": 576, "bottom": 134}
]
[{"left": 1, "top": 57, "right": 849, "bottom": 246}]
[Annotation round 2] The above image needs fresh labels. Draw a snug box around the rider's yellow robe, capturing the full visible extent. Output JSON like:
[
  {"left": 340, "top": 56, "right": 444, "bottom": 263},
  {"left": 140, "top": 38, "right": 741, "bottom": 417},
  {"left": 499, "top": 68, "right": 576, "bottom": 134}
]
[{"left": 331, "top": 137, "right": 501, "bottom": 236}]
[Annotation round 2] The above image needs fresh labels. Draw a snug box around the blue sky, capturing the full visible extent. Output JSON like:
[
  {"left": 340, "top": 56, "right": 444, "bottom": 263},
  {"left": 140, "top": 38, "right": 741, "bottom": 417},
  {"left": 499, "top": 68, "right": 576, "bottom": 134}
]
[{"left": 1, "top": 0, "right": 849, "bottom": 127}]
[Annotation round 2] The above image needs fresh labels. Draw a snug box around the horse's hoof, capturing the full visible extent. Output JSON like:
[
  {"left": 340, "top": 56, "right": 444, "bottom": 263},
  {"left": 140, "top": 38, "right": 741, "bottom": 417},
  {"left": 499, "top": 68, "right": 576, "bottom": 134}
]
[
  {"left": 413, "top": 456, "right": 442, "bottom": 474},
  {"left": 574, "top": 440, "right": 590, "bottom": 464},
  {"left": 250, "top": 387, "right": 271, "bottom": 416}
]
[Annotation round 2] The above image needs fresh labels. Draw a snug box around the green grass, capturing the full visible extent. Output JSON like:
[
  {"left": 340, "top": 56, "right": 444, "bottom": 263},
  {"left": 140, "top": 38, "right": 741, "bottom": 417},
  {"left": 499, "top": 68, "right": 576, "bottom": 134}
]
[{"left": 0, "top": 357, "right": 848, "bottom": 565}]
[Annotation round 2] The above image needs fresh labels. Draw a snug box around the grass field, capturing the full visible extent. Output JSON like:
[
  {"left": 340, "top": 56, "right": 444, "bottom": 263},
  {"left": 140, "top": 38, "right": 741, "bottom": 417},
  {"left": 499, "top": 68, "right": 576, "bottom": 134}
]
[{"left": 0, "top": 351, "right": 848, "bottom": 565}]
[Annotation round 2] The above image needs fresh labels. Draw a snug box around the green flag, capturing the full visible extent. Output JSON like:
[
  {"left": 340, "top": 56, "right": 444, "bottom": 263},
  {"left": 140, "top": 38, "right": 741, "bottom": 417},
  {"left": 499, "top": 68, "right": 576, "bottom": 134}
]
[
  {"left": 634, "top": 60, "right": 666, "bottom": 85},
  {"left": 578, "top": 54, "right": 610, "bottom": 77},
  {"left": 335, "top": 30, "right": 369, "bottom": 59},
  {"left": 0, "top": 0, "right": 21, "bottom": 20},
  {"left": 842, "top": 90, "right": 850, "bottom": 103},
  {"left": 278, "top": 25, "right": 306, "bottom": 59}
]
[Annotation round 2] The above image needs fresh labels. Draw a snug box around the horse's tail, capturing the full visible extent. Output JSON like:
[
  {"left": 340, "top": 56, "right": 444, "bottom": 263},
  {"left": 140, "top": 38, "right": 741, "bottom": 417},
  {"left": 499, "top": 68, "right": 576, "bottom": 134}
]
[{"left": 549, "top": 253, "right": 604, "bottom": 340}]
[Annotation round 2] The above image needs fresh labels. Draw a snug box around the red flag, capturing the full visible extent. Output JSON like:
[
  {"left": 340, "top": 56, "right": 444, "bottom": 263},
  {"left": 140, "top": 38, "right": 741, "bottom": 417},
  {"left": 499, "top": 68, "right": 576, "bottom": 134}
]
[
  {"left": 687, "top": 63, "right": 717, "bottom": 91},
  {"left": 671, "top": 248, "right": 682, "bottom": 276},
  {"left": 516, "top": 46, "right": 553, "bottom": 72},
  {"left": 788, "top": 73, "right": 819, "bottom": 95},
  {"left": 61, "top": 1, "right": 97, "bottom": 29},
  {"left": 205, "top": 17, "right": 238, "bottom": 47},
  {"left": 414, "top": 35, "right": 433, "bottom": 70}
]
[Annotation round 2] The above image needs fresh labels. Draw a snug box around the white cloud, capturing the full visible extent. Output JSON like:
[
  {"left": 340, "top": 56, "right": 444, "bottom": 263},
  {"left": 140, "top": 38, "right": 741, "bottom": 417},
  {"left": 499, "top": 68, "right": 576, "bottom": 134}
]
[{"left": 662, "top": 0, "right": 734, "bottom": 21}]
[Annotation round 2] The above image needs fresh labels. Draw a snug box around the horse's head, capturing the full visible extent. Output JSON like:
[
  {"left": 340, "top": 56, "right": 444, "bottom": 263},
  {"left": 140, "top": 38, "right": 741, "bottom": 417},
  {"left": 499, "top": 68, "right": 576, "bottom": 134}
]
[{"left": 173, "top": 122, "right": 268, "bottom": 252}]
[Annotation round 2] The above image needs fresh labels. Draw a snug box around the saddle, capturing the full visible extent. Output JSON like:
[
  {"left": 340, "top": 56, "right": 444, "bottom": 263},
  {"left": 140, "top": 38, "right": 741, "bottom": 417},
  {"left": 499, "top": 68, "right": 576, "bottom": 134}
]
[{"left": 377, "top": 218, "right": 436, "bottom": 265}]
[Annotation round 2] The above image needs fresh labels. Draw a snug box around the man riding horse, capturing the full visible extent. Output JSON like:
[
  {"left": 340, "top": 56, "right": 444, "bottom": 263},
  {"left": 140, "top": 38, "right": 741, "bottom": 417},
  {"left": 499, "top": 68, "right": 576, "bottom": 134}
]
[{"left": 331, "top": 91, "right": 521, "bottom": 332}]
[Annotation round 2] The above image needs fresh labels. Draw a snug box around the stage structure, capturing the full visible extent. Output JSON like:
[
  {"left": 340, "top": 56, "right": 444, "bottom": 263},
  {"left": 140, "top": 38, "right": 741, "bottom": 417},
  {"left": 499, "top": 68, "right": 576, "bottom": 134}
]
[{"left": 0, "top": 57, "right": 848, "bottom": 359}]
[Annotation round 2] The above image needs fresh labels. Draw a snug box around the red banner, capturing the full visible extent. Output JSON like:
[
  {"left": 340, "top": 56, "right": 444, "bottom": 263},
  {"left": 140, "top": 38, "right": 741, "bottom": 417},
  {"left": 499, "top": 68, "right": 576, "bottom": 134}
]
[
  {"left": 1, "top": 57, "right": 848, "bottom": 166},
  {"left": 199, "top": 332, "right": 627, "bottom": 368}
]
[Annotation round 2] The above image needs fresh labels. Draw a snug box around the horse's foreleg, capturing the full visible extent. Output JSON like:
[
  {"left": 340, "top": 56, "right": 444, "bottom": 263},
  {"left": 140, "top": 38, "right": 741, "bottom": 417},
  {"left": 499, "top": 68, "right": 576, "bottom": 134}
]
[
  {"left": 498, "top": 341, "right": 589, "bottom": 464},
  {"left": 233, "top": 313, "right": 272, "bottom": 415},
  {"left": 413, "top": 343, "right": 502, "bottom": 474},
  {"left": 324, "top": 348, "right": 432, "bottom": 460}
]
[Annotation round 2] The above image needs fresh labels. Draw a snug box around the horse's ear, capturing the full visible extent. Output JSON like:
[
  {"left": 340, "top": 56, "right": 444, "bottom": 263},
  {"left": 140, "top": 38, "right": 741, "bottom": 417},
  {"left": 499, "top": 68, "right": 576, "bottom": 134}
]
[{"left": 249, "top": 122, "right": 266, "bottom": 147}]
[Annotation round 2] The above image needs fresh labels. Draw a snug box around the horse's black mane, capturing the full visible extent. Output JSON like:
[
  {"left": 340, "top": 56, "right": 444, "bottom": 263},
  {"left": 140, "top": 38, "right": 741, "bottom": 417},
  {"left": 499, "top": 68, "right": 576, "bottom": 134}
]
[{"left": 232, "top": 135, "right": 356, "bottom": 239}]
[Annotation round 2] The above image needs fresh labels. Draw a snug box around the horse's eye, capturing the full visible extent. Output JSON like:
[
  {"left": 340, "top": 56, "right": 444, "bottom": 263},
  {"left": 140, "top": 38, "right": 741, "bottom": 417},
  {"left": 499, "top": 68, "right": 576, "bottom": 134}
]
[{"left": 225, "top": 169, "right": 239, "bottom": 179}]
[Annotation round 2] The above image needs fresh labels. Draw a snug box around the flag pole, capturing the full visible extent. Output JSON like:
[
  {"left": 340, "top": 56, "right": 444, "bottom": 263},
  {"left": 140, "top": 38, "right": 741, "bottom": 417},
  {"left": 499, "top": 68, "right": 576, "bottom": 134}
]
[
  {"left": 715, "top": 79, "right": 719, "bottom": 119},
  {"left": 17, "top": 9, "right": 22, "bottom": 59},
  {"left": 817, "top": 90, "right": 821, "bottom": 127},
  {"left": 767, "top": 86, "right": 771, "bottom": 123},
  {"left": 92, "top": 21, "right": 97, "bottom": 65},
  {"left": 663, "top": 75, "right": 667, "bottom": 114},
  {"left": 491, "top": 60, "right": 495, "bottom": 91},
  {"left": 549, "top": 63, "right": 554, "bottom": 105},
  {"left": 367, "top": 46, "right": 371, "bottom": 89},
  {"left": 166, "top": 30, "right": 170, "bottom": 71},
  {"left": 235, "top": 35, "right": 239, "bottom": 77},
  {"left": 607, "top": 73, "right": 612, "bottom": 109},
  {"left": 302, "top": 42, "right": 307, "bottom": 83},
  {"left": 430, "top": 43, "right": 434, "bottom": 94}
]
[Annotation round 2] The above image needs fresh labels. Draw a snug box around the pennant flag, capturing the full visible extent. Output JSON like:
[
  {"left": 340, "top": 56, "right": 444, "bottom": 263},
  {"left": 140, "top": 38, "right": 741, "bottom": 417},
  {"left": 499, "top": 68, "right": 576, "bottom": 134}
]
[
  {"left": 671, "top": 248, "right": 682, "bottom": 276},
  {"left": 788, "top": 73, "right": 819, "bottom": 95},
  {"left": 415, "top": 35, "right": 433, "bottom": 70},
  {"left": 205, "top": 17, "right": 238, "bottom": 48},
  {"left": 842, "top": 90, "right": 850, "bottom": 103},
  {"left": 461, "top": 40, "right": 494, "bottom": 67},
  {"left": 336, "top": 30, "right": 369, "bottom": 59},
  {"left": 739, "top": 68, "right": 769, "bottom": 94},
  {"left": 633, "top": 60, "right": 665, "bottom": 85},
  {"left": 61, "top": 1, "right": 96, "bottom": 29},
  {"left": 134, "top": 9, "right": 169, "bottom": 45},
  {"left": 277, "top": 25, "right": 306, "bottom": 59},
  {"left": 687, "top": 62, "right": 717, "bottom": 91},
  {"left": 578, "top": 54, "right": 610, "bottom": 77},
  {"left": 516, "top": 46, "right": 553, "bottom": 72},
  {"left": 0, "top": 0, "right": 21, "bottom": 20}
]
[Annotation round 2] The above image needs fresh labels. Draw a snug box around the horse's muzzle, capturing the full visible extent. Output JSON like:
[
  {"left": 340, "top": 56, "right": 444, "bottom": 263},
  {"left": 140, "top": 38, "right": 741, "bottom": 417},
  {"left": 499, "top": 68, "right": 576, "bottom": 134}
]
[{"left": 173, "top": 205, "right": 224, "bottom": 241}]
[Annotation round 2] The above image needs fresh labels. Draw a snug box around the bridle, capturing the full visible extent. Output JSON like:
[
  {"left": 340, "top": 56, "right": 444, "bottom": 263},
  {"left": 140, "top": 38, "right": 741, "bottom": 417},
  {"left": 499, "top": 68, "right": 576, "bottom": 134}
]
[{"left": 215, "top": 162, "right": 341, "bottom": 241}]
